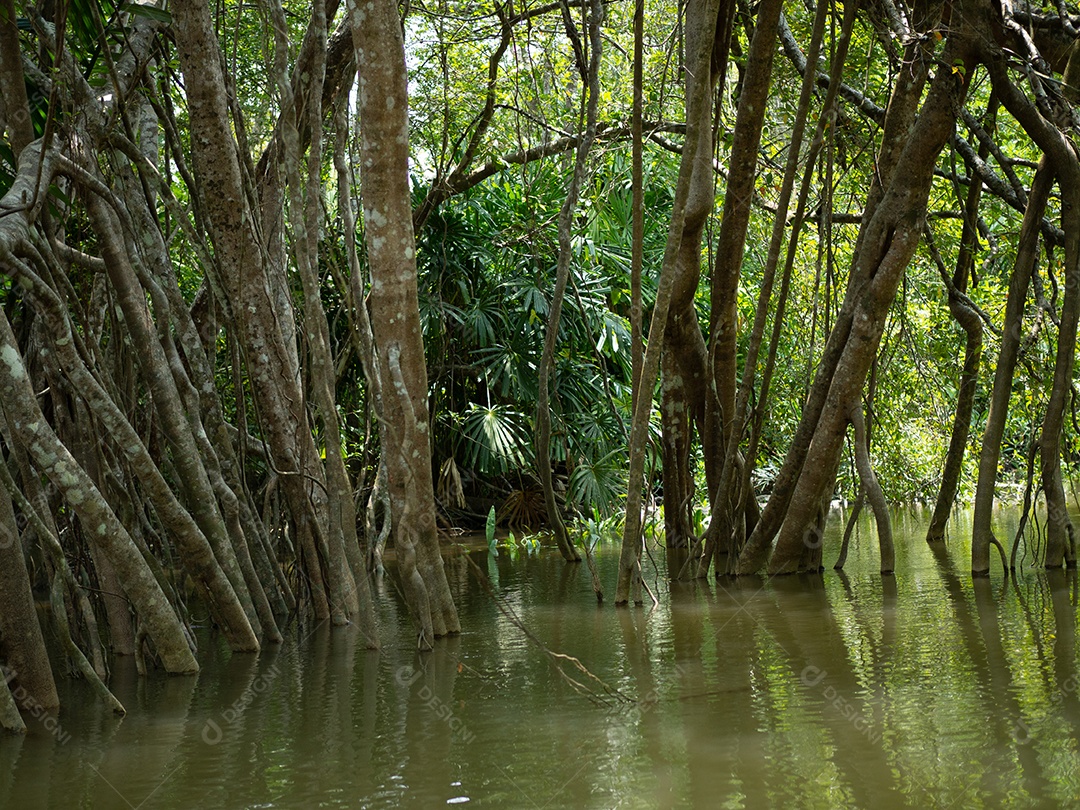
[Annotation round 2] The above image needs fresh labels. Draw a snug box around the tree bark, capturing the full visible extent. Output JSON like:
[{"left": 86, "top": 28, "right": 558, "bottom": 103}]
[
  {"left": 851, "top": 402, "right": 894, "bottom": 573},
  {"left": 747, "top": 11, "right": 978, "bottom": 574},
  {"left": 536, "top": 0, "right": 604, "bottom": 564},
  {"left": 735, "top": 1, "right": 957, "bottom": 573},
  {"left": 925, "top": 117, "right": 990, "bottom": 544},
  {"left": 707, "top": 0, "right": 784, "bottom": 448},
  {"left": 0, "top": 0, "right": 33, "bottom": 156},
  {"left": 172, "top": 0, "right": 337, "bottom": 620},
  {"left": 350, "top": 0, "right": 460, "bottom": 646},
  {"left": 0, "top": 479, "right": 58, "bottom": 712},
  {"left": 616, "top": 0, "right": 724, "bottom": 603},
  {"left": 0, "top": 310, "right": 198, "bottom": 674}
]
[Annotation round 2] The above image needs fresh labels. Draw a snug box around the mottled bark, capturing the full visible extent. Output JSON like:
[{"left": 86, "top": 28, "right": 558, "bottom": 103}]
[
  {"left": 108, "top": 94, "right": 284, "bottom": 640},
  {"left": 83, "top": 191, "right": 268, "bottom": 644},
  {"left": 271, "top": 0, "right": 376, "bottom": 630},
  {"left": 655, "top": 0, "right": 735, "bottom": 555},
  {"left": 172, "top": 0, "right": 335, "bottom": 619},
  {"left": 755, "top": 12, "right": 978, "bottom": 574},
  {"left": 616, "top": 0, "right": 724, "bottom": 603},
  {"left": 0, "top": 0, "right": 32, "bottom": 156},
  {"left": 350, "top": 0, "right": 460, "bottom": 646},
  {"left": 333, "top": 79, "right": 391, "bottom": 623},
  {"left": 0, "top": 310, "right": 198, "bottom": 674},
  {"left": 0, "top": 481, "right": 58, "bottom": 712}
]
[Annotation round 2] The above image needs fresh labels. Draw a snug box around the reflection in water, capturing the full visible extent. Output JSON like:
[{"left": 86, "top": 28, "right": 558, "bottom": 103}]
[{"left": 3, "top": 508, "right": 1080, "bottom": 808}]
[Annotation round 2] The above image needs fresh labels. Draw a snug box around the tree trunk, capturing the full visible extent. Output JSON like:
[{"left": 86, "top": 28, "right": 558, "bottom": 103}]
[
  {"left": 656, "top": 0, "right": 735, "bottom": 556},
  {"left": 616, "top": 0, "right": 724, "bottom": 603},
  {"left": 0, "top": 481, "right": 58, "bottom": 711},
  {"left": 850, "top": 402, "right": 894, "bottom": 573},
  {"left": 272, "top": 0, "right": 377, "bottom": 632},
  {"left": 744, "top": 16, "right": 976, "bottom": 574},
  {"left": 171, "top": 0, "right": 339, "bottom": 620},
  {"left": 974, "top": 46, "right": 1078, "bottom": 574},
  {"left": 735, "top": 2, "right": 963, "bottom": 573},
  {"left": 699, "top": 0, "right": 845, "bottom": 576},
  {"left": 925, "top": 118, "right": 989, "bottom": 544},
  {"left": 0, "top": 310, "right": 198, "bottom": 674},
  {"left": 350, "top": 0, "right": 460, "bottom": 647},
  {"left": 536, "top": 0, "right": 604, "bottom": 564},
  {"left": 707, "top": 0, "right": 784, "bottom": 448}
]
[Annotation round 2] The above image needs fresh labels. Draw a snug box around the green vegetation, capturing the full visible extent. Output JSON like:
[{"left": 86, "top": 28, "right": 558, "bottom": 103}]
[{"left": 0, "top": 0, "right": 1078, "bottom": 701}]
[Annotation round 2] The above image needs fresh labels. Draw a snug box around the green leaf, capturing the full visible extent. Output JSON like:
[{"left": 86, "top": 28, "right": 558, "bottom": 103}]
[
  {"left": 486, "top": 506, "right": 497, "bottom": 548},
  {"left": 123, "top": 3, "right": 173, "bottom": 24}
]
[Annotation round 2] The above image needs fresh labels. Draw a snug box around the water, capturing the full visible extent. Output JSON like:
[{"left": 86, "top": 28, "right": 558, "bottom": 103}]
[{"left": 4, "top": 505, "right": 1080, "bottom": 808}]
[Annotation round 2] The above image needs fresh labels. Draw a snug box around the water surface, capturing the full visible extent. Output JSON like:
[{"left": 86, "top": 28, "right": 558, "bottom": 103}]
[{"left": 3, "top": 505, "right": 1080, "bottom": 808}]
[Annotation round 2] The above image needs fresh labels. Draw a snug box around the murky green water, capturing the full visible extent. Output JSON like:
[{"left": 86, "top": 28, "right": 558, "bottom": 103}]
[{"left": 4, "top": 505, "right": 1080, "bottom": 808}]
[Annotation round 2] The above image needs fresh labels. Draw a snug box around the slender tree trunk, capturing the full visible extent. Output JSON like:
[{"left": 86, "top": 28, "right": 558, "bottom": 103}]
[
  {"left": 925, "top": 119, "right": 990, "bottom": 544},
  {"left": 749, "top": 19, "right": 976, "bottom": 574},
  {"left": 969, "top": 173, "right": 1050, "bottom": 571},
  {"left": 735, "top": 3, "right": 954, "bottom": 573},
  {"left": 738, "top": 8, "right": 857, "bottom": 576},
  {"left": 333, "top": 77, "right": 392, "bottom": 625},
  {"left": 851, "top": 402, "right": 894, "bottom": 573},
  {"left": 707, "top": 0, "right": 784, "bottom": 447},
  {"left": 172, "top": 0, "right": 339, "bottom": 620},
  {"left": 0, "top": 310, "right": 198, "bottom": 674},
  {"left": 536, "top": 0, "right": 604, "bottom": 563},
  {"left": 655, "top": 0, "right": 734, "bottom": 553},
  {"left": 698, "top": 0, "right": 844, "bottom": 575},
  {"left": 1039, "top": 182, "right": 1080, "bottom": 569},
  {"left": 0, "top": 483, "right": 58, "bottom": 711},
  {"left": 630, "top": 0, "right": 645, "bottom": 409},
  {"left": 271, "top": 0, "right": 377, "bottom": 631},
  {"left": 969, "top": 22, "right": 1080, "bottom": 574},
  {"left": 350, "top": 0, "right": 460, "bottom": 646},
  {"left": 616, "top": 0, "right": 724, "bottom": 603}
]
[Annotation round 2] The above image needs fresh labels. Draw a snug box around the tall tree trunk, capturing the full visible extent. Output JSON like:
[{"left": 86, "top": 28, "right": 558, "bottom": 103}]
[
  {"left": 270, "top": 0, "right": 377, "bottom": 632},
  {"left": 616, "top": 0, "right": 724, "bottom": 603},
  {"left": 743, "top": 13, "right": 977, "bottom": 574},
  {"left": 350, "top": 0, "right": 460, "bottom": 647},
  {"left": 924, "top": 112, "right": 991, "bottom": 544},
  {"left": 969, "top": 159, "right": 1051, "bottom": 572},
  {"left": 707, "top": 0, "right": 784, "bottom": 448},
  {"left": 735, "top": 1, "right": 953, "bottom": 573},
  {"left": 977, "top": 43, "right": 1080, "bottom": 573},
  {"left": 656, "top": 0, "right": 734, "bottom": 552},
  {"left": 536, "top": 0, "right": 604, "bottom": 564},
  {"left": 698, "top": 0, "right": 846, "bottom": 576},
  {"left": 630, "top": 0, "right": 645, "bottom": 409},
  {"left": 172, "top": 0, "right": 337, "bottom": 620}
]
